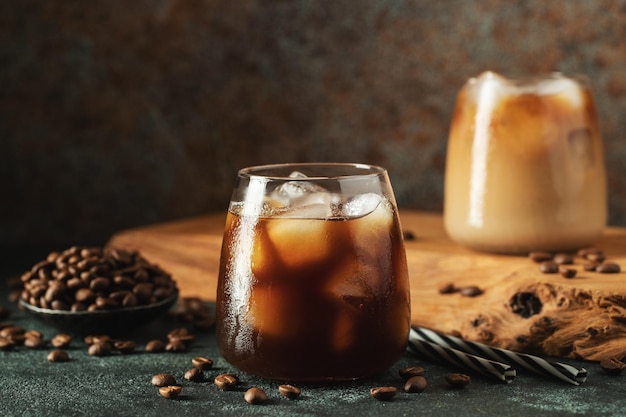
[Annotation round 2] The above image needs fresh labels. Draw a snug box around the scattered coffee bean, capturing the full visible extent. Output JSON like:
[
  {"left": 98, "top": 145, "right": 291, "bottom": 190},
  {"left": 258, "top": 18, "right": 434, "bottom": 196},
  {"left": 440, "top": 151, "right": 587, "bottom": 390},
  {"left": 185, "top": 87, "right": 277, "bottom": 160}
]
[
  {"left": 145, "top": 339, "right": 166, "bottom": 353},
  {"left": 191, "top": 356, "right": 213, "bottom": 370},
  {"left": 47, "top": 349, "right": 70, "bottom": 362},
  {"left": 398, "top": 366, "right": 425, "bottom": 380},
  {"left": 599, "top": 358, "right": 626, "bottom": 375},
  {"left": 244, "top": 387, "right": 268, "bottom": 405},
  {"left": 404, "top": 375, "right": 428, "bottom": 393},
  {"left": 0, "top": 336, "right": 15, "bottom": 351},
  {"left": 88, "top": 342, "right": 112, "bottom": 356},
  {"left": 583, "top": 262, "right": 599, "bottom": 272},
  {"left": 553, "top": 253, "right": 574, "bottom": 265},
  {"left": 370, "top": 386, "right": 397, "bottom": 401},
  {"left": 403, "top": 230, "right": 416, "bottom": 241},
  {"left": 445, "top": 373, "right": 471, "bottom": 388},
  {"left": 214, "top": 373, "right": 239, "bottom": 391},
  {"left": 114, "top": 340, "right": 136, "bottom": 354},
  {"left": 578, "top": 247, "right": 602, "bottom": 258},
  {"left": 24, "top": 334, "right": 46, "bottom": 349},
  {"left": 0, "top": 326, "right": 24, "bottom": 339},
  {"left": 278, "top": 384, "right": 301, "bottom": 400},
  {"left": 586, "top": 252, "right": 606, "bottom": 263},
  {"left": 159, "top": 385, "right": 182, "bottom": 399},
  {"left": 539, "top": 261, "right": 559, "bottom": 274},
  {"left": 184, "top": 367, "right": 204, "bottom": 382},
  {"left": 151, "top": 373, "right": 177, "bottom": 387},
  {"left": 165, "top": 340, "right": 187, "bottom": 353},
  {"left": 84, "top": 335, "right": 111, "bottom": 346},
  {"left": 438, "top": 283, "right": 458, "bottom": 294},
  {"left": 559, "top": 267, "right": 577, "bottom": 279},
  {"left": 460, "top": 286, "right": 483, "bottom": 297},
  {"left": 596, "top": 263, "right": 621, "bottom": 274},
  {"left": 51, "top": 334, "right": 72, "bottom": 348},
  {"left": 529, "top": 251, "right": 553, "bottom": 263}
]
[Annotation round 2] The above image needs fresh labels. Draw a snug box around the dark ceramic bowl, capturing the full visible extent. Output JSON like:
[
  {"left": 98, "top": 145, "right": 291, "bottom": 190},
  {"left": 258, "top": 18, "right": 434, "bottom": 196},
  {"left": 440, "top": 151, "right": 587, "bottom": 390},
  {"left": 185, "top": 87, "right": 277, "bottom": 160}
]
[{"left": 19, "top": 291, "right": 178, "bottom": 335}]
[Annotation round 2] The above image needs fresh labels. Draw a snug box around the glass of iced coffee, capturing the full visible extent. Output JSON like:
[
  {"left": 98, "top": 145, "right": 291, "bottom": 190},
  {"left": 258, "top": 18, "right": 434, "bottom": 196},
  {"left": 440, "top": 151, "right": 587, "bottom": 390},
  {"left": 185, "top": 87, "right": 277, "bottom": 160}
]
[
  {"left": 444, "top": 71, "right": 607, "bottom": 254},
  {"left": 216, "top": 163, "right": 411, "bottom": 381}
]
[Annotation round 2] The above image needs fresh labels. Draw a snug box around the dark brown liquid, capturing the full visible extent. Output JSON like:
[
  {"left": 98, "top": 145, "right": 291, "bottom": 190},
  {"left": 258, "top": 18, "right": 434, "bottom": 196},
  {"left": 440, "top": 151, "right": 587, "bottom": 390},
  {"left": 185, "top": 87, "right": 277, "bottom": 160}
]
[{"left": 216, "top": 201, "right": 410, "bottom": 381}]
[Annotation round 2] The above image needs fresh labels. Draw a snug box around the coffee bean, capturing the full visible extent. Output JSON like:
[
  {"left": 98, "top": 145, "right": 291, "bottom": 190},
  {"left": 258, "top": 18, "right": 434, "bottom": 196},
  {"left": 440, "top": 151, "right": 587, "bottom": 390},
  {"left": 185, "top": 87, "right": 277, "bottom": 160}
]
[
  {"left": 88, "top": 342, "right": 112, "bottom": 356},
  {"left": 84, "top": 335, "right": 111, "bottom": 345},
  {"left": 48, "top": 349, "right": 70, "bottom": 362},
  {"left": 600, "top": 358, "right": 626, "bottom": 375},
  {"left": 159, "top": 385, "right": 182, "bottom": 399},
  {"left": 24, "top": 335, "right": 46, "bottom": 349},
  {"left": 370, "top": 386, "right": 397, "bottom": 401},
  {"left": 398, "top": 366, "right": 425, "bottom": 380},
  {"left": 0, "top": 326, "right": 24, "bottom": 338},
  {"left": 583, "top": 262, "right": 599, "bottom": 272},
  {"left": 559, "top": 267, "right": 577, "bottom": 279},
  {"left": 0, "top": 336, "right": 15, "bottom": 351},
  {"left": 244, "top": 387, "right": 268, "bottom": 405},
  {"left": 151, "top": 373, "right": 177, "bottom": 387},
  {"left": 596, "top": 263, "right": 621, "bottom": 274},
  {"left": 402, "top": 230, "right": 416, "bottom": 241},
  {"left": 586, "top": 252, "right": 606, "bottom": 263},
  {"left": 553, "top": 253, "right": 574, "bottom": 265},
  {"left": 165, "top": 340, "right": 187, "bottom": 353},
  {"left": 529, "top": 251, "right": 553, "bottom": 263},
  {"left": 114, "top": 340, "right": 136, "bottom": 354},
  {"left": 184, "top": 368, "right": 204, "bottom": 382},
  {"left": 278, "top": 384, "right": 301, "bottom": 400},
  {"left": 539, "top": 261, "right": 559, "bottom": 274},
  {"left": 578, "top": 247, "right": 602, "bottom": 258},
  {"left": 404, "top": 375, "right": 428, "bottom": 393},
  {"left": 145, "top": 339, "right": 165, "bottom": 353},
  {"left": 460, "top": 286, "right": 483, "bottom": 297},
  {"left": 445, "top": 373, "right": 471, "bottom": 388},
  {"left": 191, "top": 356, "right": 213, "bottom": 370},
  {"left": 51, "top": 334, "right": 72, "bottom": 348},
  {"left": 438, "top": 283, "right": 457, "bottom": 294},
  {"left": 214, "top": 373, "right": 239, "bottom": 391}
]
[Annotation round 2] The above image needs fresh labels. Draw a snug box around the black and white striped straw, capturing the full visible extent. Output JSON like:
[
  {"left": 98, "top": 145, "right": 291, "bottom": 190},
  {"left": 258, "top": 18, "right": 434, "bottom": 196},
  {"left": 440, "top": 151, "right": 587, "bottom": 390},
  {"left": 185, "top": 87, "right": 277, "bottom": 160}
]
[
  {"left": 411, "top": 326, "right": 587, "bottom": 385},
  {"left": 408, "top": 330, "right": 516, "bottom": 383}
]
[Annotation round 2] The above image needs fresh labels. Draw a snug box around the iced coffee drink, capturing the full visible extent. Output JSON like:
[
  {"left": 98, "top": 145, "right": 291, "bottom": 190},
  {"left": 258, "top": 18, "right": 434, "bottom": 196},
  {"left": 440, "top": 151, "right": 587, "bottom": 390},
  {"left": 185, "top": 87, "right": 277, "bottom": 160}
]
[
  {"left": 444, "top": 72, "right": 607, "bottom": 254},
  {"left": 216, "top": 164, "right": 411, "bottom": 381}
]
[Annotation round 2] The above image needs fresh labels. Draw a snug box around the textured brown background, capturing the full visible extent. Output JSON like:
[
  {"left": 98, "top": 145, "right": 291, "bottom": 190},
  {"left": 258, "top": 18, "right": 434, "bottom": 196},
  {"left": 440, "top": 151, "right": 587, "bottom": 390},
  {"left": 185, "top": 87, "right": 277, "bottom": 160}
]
[{"left": 2, "top": 0, "right": 626, "bottom": 248}]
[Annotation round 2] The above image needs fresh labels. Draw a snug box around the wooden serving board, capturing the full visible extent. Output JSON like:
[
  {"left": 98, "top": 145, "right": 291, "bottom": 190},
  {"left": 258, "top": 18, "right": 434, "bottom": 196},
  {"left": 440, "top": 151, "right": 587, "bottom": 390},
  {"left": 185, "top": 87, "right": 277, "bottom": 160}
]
[{"left": 107, "top": 211, "right": 626, "bottom": 361}]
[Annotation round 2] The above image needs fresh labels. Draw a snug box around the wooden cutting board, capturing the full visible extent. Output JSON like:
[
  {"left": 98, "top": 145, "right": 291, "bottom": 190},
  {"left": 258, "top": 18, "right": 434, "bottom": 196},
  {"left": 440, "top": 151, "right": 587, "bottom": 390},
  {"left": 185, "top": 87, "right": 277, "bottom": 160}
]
[{"left": 107, "top": 210, "right": 626, "bottom": 361}]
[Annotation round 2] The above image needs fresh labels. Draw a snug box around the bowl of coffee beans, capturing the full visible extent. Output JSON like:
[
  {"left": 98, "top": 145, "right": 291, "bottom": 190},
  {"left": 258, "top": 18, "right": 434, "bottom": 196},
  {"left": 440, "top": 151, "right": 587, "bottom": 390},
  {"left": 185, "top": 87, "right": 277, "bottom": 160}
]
[{"left": 18, "top": 246, "right": 179, "bottom": 334}]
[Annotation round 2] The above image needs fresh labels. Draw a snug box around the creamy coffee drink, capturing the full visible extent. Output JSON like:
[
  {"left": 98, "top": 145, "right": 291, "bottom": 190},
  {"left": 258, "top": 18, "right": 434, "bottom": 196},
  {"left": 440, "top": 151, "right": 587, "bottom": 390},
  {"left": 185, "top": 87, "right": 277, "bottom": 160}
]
[{"left": 444, "top": 72, "right": 607, "bottom": 254}]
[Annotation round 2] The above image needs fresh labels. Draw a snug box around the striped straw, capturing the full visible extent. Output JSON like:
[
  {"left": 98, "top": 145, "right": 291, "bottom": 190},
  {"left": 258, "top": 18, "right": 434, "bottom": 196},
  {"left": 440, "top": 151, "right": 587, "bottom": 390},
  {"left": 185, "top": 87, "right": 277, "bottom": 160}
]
[
  {"left": 411, "top": 326, "right": 587, "bottom": 385},
  {"left": 408, "top": 330, "right": 516, "bottom": 383}
]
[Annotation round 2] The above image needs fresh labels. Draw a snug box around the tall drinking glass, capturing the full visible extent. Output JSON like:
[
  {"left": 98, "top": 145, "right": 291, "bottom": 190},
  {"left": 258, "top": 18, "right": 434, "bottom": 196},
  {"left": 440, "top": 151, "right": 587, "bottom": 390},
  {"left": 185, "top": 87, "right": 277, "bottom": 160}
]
[
  {"left": 444, "top": 71, "right": 607, "bottom": 254},
  {"left": 216, "top": 163, "right": 411, "bottom": 381}
]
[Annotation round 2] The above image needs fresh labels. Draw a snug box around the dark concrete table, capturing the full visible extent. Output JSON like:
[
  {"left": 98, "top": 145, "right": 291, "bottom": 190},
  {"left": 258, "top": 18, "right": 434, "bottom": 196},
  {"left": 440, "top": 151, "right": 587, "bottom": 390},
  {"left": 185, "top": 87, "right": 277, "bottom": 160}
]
[{"left": 2, "top": 250, "right": 625, "bottom": 417}]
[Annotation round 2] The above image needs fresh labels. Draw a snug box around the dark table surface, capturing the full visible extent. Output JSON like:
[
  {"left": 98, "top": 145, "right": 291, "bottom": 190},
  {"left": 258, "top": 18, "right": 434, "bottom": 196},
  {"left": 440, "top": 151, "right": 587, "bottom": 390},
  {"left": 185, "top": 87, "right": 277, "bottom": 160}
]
[{"left": 2, "top": 248, "right": 626, "bottom": 417}]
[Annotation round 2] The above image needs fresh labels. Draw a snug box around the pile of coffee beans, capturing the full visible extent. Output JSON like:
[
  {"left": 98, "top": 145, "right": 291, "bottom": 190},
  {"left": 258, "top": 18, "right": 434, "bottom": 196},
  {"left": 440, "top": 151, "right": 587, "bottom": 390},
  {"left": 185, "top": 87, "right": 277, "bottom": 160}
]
[
  {"left": 19, "top": 246, "right": 178, "bottom": 312},
  {"left": 530, "top": 247, "right": 621, "bottom": 278}
]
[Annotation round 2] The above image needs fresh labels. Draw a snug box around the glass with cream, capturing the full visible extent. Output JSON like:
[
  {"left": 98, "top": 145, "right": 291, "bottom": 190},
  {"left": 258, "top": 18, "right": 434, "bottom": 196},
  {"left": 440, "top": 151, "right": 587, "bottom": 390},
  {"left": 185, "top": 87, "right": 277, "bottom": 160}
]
[{"left": 444, "top": 71, "right": 607, "bottom": 254}]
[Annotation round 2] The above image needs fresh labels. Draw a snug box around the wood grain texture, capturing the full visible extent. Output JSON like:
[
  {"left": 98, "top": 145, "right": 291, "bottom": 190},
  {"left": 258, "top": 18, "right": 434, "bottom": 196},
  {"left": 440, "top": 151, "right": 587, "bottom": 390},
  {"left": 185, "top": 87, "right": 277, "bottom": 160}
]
[{"left": 107, "top": 210, "right": 626, "bottom": 361}]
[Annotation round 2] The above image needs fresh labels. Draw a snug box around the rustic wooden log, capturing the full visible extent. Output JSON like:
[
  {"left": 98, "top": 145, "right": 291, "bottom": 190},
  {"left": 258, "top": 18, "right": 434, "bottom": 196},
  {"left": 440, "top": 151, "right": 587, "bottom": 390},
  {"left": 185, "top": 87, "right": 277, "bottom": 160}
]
[{"left": 107, "top": 210, "right": 626, "bottom": 361}]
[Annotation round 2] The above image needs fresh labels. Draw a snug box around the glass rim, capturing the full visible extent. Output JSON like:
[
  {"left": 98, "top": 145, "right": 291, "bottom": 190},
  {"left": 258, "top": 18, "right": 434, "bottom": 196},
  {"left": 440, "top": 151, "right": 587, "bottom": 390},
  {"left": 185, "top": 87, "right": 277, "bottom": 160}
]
[{"left": 237, "top": 162, "right": 388, "bottom": 181}]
